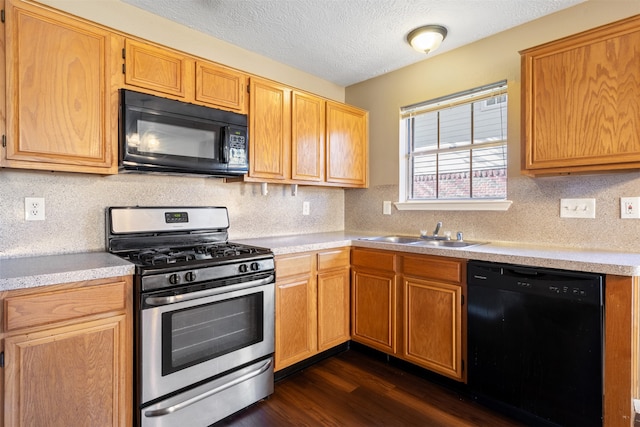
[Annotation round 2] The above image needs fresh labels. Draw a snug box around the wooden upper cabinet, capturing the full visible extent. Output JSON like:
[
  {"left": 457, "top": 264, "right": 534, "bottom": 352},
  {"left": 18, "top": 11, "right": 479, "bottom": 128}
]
[
  {"left": 2, "top": 0, "right": 120, "bottom": 174},
  {"left": 521, "top": 15, "right": 640, "bottom": 176},
  {"left": 291, "top": 91, "right": 325, "bottom": 182},
  {"left": 248, "top": 78, "right": 292, "bottom": 181},
  {"left": 326, "top": 101, "right": 369, "bottom": 187},
  {"left": 195, "top": 61, "right": 247, "bottom": 113},
  {"left": 124, "top": 38, "right": 189, "bottom": 98},
  {"left": 124, "top": 40, "right": 249, "bottom": 113}
]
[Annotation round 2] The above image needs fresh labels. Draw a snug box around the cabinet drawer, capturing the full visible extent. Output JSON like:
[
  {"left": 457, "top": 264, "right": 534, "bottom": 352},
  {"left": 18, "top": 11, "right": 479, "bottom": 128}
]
[
  {"left": 4, "top": 281, "right": 127, "bottom": 332},
  {"left": 276, "top": 253, "right": 314, "bottom": 278},
  {"left": 317, "top": 248, "right": 350, "bottom": 272},
  {"left": 352, "top": 248, "right": 396, "bottom": 271},
  {"left": 402, "top": 255, "right": 464, "bottom": 284}
]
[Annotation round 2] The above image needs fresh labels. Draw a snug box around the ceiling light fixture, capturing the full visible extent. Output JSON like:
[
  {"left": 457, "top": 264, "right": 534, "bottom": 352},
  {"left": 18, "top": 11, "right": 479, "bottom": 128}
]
[{"left": 407, "top": 25, "right": 448, "bottom": 54}]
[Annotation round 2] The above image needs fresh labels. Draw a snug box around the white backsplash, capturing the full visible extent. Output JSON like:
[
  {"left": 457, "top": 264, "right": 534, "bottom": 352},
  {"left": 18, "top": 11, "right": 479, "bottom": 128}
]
[{"left": 0, "top": 169, "right": 344, "bottom": 258}]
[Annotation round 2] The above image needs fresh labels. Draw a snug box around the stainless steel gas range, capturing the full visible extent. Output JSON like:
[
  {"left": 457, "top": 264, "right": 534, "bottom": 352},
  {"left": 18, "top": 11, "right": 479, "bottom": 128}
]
[{"left": 106, "top": 206, "right": 275, "bottom": 427}]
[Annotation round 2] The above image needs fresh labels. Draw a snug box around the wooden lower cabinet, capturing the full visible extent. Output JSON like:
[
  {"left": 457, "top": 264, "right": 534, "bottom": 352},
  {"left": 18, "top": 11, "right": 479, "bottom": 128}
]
[
  {"left": 274, "top": 252, "right": 317, "bottom": 370},
  {"left": 402, "top": 254, "right": 465, "bottom": 381},
  {"left": 1, "top": 276, "right": 133, "bottom": 427},
  {"left": 351, "top": 248, "right": 398, "bottom": 354},
  {"left": 351, "top": 248, "right": 466, "bottom": 382},
  {"left": 317, "top": 249, "right": 351, "bottom": 351},
  {"left": 403, "top": 278, "right": 463, "bottom": 380},
  {"left": 275, "top": 248, "right": 350, "bottom": 371}
]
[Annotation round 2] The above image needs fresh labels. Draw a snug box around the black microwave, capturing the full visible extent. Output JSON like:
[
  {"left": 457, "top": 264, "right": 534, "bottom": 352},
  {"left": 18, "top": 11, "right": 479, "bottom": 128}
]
[{"left": 119, "top": 89, "right": 248, "bottom": 177}]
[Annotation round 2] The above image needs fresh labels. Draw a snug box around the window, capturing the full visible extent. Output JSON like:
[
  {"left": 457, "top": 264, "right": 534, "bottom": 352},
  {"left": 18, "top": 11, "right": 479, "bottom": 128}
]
[{"left": 397, "top": 81, "right": 511, "bottom": 211}]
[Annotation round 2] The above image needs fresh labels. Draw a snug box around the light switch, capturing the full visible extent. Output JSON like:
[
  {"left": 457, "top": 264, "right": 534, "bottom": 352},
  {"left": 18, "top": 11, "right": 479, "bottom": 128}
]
[{"left": 560, "top": 198, "right": 595, "bottom": 219}]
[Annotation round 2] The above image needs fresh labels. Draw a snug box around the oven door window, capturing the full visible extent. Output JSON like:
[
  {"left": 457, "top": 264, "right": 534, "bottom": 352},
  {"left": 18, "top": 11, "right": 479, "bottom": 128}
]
[{"left": 161, "top": 293, "right": 264, "bottom": 375}]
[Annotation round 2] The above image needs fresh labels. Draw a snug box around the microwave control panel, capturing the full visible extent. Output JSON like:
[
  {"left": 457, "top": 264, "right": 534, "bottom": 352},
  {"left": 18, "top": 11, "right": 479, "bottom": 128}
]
[{"left": 227, "top": 129, "right": 247, "bottom": 167}]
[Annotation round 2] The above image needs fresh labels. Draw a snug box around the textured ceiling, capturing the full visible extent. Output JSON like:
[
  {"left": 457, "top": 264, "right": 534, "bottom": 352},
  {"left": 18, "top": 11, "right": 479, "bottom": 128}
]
[{"left": 122, "top": 0, "right": 584, "bottom": 87}]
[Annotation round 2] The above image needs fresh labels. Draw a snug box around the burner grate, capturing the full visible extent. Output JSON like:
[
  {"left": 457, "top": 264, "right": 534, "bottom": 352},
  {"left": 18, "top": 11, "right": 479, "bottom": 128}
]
[{"left": 124, "top": 243, "right": 266, "bottom": 267}]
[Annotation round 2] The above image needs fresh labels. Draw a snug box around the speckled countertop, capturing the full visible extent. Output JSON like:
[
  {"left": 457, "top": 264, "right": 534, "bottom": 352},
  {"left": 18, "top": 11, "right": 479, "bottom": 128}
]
[
  {"left": 236, "top": 231, "right": 640, "bottom": 276},
  {"left": 3, "top": 232, "right": 640, "bottom": 292},
  {"left": 0, "top": 252, "right": 135, "bottom": 291}
]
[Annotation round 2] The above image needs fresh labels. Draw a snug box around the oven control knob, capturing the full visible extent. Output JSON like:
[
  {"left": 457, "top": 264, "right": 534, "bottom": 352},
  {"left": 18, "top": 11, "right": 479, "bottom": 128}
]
[
  {"left": 250, "top": 262, "right": 260, "bottom": 271},
  {"left": 169, "top": 273, "right": 180, "bottom": 285},
  {"left": 239, "top": 264, "right": 248, "bottom": 273},
  {"left": 185, "top": 271, "right": 197, "bottom": 282}
]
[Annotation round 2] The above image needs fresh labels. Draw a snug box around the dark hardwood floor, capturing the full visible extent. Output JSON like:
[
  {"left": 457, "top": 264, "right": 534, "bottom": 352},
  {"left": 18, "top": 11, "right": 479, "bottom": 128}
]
[{"left": 217, "top": 349, "right": 525, "bottom": 427}]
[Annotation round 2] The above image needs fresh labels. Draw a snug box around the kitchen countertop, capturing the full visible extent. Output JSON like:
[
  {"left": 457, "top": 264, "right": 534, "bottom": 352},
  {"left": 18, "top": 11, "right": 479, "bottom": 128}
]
[
  {"left": 236, "top": 231, "right": 640, "bottom": 276},
  {"left": 0, "top": 252, "right": 135, "bottom": 291},
  {"left": 3, "top": 232, "right": 640, "bottom": 292}
]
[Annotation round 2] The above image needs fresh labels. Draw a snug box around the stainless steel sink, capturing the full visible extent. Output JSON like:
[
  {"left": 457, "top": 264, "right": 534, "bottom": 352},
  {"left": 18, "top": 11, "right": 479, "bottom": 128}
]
[
  {"left": 411, "top": 239, "right": 484, "bottom": 248},
  {"left": 360, "top": 236, "right": 424, "bottom": 244},
  {"left": 360, "top": 235, "right": 485, "bottom": 248}
]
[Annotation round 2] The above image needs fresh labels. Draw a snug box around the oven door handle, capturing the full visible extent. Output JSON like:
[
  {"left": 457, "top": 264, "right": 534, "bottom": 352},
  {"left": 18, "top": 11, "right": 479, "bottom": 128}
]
[
  {"left": 143, "top": 358, "right": 273, "bottom": 418},
  {"left": 144, "top": 274, "right": 274, "bottom": 306}
]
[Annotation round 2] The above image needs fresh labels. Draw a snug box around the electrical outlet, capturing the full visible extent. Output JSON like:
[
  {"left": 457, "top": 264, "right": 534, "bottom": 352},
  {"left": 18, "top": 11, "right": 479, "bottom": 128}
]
[
  {"left": 25, "top": 197, "right": 45, "bottom": 221},
  {"left": 383, "top": 201, "right": 392, "bottom": 215},
  {"left": 621, "top": 197, "right": 640, "bottom": 219},
  {"left": 560, "top": 198, "right": 595, "bottom": 219},
  {"left": 302, "top": 201, "right": 310, "bottom": 216}
]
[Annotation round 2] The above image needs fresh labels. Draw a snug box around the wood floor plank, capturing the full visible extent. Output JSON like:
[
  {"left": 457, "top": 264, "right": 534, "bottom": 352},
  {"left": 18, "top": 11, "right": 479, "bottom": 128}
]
[{"left": 216, "top": 349, "right": 524, "bottom": 426}]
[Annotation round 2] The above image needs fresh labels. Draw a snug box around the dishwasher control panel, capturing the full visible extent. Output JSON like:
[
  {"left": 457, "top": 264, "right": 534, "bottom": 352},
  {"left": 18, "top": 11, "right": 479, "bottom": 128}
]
[{"left": 468, "top": 260, "right": 603, "bottom": 305}]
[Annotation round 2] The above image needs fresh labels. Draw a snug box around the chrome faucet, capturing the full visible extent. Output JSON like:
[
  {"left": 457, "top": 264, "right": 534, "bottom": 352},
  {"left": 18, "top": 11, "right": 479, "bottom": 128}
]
[
  {"left": 433, "top": 221, "right": 442, "bottom": 237},
  {"left": 421, "top": 221, "right": 449, "bottom": 240}
]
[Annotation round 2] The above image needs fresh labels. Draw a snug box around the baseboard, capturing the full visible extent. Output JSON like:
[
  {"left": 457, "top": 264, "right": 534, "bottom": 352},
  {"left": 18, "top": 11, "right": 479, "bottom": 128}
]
[{"left": 274, "top": 342, "right": 350, "bottom": 381}]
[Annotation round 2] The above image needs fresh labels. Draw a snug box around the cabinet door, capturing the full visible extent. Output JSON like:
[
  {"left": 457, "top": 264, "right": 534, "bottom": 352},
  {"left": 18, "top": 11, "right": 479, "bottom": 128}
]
[
  {"left": 275, "top": 274, "right": 317, "bottom": 371},
  {"left": 403, "top": 277, "right": 463, "bottom": 380},
  {"left": 124, "top": 38, "right": 189, "bottom": 97},
  {"left": 4, "top": 0, "right": 119, "bottom": 174},
  {"left": 351, "top": 268, "right": 396, "bottom": 354},
  {"left": 248, "top": 78, "right": 291, "bottom": 181},
  {"left": 4, "top": 315, "right": 128, "bottom": 427},
  {"left": 291, "top": 91, "right": 325, "bottom": 182},
  {"left": 326, "top": 101, "right": 368, "bottom": 187},
  {"left": 317, "top": 267, "right": 350, "bottom": 351},
  {"left": 522, "top": 15, "right": 640, "bottom": 175},
  {"left": 195, "top": 61, "right": 247, "bottom": 113}
]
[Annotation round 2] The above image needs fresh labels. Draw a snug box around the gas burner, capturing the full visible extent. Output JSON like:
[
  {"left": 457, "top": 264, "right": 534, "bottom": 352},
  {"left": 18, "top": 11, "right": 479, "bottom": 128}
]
[
  {"left": 123, "top": 243, "right": 269, "bottom": 267},
  {"left": 195, "top": 243, "right": 261, "bottom": 259},
  {"left": 129, "top": 248, "right": 197, "bottom": 266}
]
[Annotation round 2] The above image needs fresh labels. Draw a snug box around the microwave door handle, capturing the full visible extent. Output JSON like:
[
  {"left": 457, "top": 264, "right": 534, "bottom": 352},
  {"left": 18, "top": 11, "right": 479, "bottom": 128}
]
[{"left": 221, "top": 126, "right": 229, "bottom": 163}]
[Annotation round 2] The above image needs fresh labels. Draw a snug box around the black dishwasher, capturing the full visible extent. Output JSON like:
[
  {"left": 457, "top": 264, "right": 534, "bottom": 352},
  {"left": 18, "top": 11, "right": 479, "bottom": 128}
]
[{"left": 467, "top": 260, "right": 604, "bottom": 427}]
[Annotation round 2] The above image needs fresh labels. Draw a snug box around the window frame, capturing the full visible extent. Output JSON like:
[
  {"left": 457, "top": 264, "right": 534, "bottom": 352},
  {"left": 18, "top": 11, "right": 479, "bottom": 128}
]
[{"left": 396, "top": 81, "right": 512, "bottom": 211}]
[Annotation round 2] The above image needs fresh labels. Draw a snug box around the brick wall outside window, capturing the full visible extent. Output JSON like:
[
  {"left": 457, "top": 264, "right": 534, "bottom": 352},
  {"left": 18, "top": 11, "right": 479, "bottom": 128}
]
[{"left": 413, "top": 168, "right": 506, "bottom": 199}]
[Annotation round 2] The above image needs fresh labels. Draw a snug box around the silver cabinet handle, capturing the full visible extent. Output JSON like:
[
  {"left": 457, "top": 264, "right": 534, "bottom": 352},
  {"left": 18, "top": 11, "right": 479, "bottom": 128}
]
[
  {"left": 144, "top": 358, "right": 272, "bottom": 418},
  {"left": 144, "top": 274, "right": 274, "bottom": 306}
]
